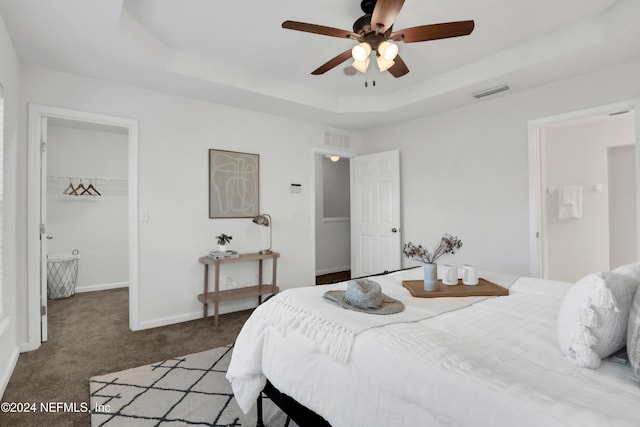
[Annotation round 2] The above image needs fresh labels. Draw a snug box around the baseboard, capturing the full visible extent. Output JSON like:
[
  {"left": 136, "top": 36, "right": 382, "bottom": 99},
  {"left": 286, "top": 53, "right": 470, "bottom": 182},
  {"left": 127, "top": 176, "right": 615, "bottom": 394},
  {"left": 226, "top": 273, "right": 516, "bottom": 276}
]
[
  {"left": 19, "top": 341, "right": 39, "bottom": 352},
  {"left": 75, "top": 282, "right": 129, "bottom": 293},
  {"left": 316, "top": 266, "right": 350, "bottom": 276},
  {"left": 0, "top": 345, "right": 19, "bottom": 400},
  {"left": 136, "top": 300, "right": 258, "bottom": 330},
  {"left": 137, "top": 311, "right": 204, "bottom": 330}
]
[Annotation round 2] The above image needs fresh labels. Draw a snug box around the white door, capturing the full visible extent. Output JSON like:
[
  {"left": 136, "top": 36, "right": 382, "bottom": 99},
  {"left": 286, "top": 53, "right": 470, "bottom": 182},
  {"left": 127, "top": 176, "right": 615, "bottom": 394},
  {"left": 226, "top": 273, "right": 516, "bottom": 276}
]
[
  {"left": 40, "top": 116, "right": 48, "bottom": 341},
  {"left": 350, "top": 150, "right": 401, "bottom": 277}
]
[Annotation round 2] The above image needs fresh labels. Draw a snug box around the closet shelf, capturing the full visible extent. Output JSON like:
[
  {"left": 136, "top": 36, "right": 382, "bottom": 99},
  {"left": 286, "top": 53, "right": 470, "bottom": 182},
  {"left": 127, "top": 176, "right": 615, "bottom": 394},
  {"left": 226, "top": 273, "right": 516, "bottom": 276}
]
[{"left": 47, "top": 175, "right": 128, "bottom": 182}]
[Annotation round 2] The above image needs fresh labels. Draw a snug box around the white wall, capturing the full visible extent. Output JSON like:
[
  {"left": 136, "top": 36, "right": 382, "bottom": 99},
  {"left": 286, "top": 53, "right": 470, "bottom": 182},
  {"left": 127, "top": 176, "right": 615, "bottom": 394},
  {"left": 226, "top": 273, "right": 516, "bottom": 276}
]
[
  {"left": 47, "top": 124, "right": 129, "bottom": 292},
  {"left": 608, "top": 144, "right": 637, "bottom": 269},
  {"left": 315, "top": 154, "right": 351, "bottom": 275},
  {"left": 541, "top": 114, "right": 635, "bottom": 281},
  {"left": 16, "top": 66, "right": 363, "bottom": 339},
  {"left": 0, "top": 13, "right": 20, "bottom": 398},
  {"left": 361, "top": 59, "right": 640, "bottom": 276}
]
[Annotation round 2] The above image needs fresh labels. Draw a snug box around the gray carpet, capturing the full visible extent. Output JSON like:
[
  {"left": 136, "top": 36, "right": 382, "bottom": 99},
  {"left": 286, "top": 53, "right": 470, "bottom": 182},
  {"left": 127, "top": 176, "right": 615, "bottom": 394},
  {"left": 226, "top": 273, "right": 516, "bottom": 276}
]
[
  {"left": 90, "top": 345, "right": 294, "bottom": 427},
  {"left": 1, "top": 288, "right": 252, "bottom": 426}
]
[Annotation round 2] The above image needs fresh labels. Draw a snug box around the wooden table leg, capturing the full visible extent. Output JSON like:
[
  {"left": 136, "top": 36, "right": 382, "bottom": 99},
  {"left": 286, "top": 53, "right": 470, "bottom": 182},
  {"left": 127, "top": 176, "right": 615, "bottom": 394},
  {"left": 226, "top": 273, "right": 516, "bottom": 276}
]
[
  {"left": 258, "top": 259, "right": 263, "bottom": 304},
  {"left": 203, "top": 264, "right": 209, "bottom": 318},
  {"left": 272, "top": 256, "right": 278, "bottom": 296},
  {"left": 214, "top": 260, "right": 220, "bottom": 327}
]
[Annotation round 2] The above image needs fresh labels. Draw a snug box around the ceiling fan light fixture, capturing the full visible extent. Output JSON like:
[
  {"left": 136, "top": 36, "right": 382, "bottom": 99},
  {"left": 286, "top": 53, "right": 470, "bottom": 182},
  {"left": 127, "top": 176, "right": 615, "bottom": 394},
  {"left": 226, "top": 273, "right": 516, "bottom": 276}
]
[
  {"left": 352, "top": 57, "right": 370, "bottom": 73},
  {"left": 378, "top": 41, "right": 398, "bottom": 60},
  {"left": 282, "top": 3, "right": 475, "bottom": 79},
  {"left": 351, "top": 42, "right": 371, "bottom": 62},
  {"left": 376, "top": 56, "right": 395, "bottom": 72}
]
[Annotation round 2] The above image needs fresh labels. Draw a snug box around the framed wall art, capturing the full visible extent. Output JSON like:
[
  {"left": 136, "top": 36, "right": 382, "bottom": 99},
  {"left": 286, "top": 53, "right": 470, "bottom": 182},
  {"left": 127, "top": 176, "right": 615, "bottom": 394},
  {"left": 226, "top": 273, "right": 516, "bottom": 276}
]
[{"left": 208, "top": 149, "right": 260, "bottom": 218}]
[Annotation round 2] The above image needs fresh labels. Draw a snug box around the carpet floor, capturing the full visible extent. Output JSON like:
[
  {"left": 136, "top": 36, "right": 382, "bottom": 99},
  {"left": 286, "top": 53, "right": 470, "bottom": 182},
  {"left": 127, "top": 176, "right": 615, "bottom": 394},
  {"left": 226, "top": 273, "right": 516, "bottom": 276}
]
[
  {"left": 0, "top": 288, "right": 252, "bottom": 427},
  {"left": 89, "top": 345, "right": 294, "bottom": 427}
]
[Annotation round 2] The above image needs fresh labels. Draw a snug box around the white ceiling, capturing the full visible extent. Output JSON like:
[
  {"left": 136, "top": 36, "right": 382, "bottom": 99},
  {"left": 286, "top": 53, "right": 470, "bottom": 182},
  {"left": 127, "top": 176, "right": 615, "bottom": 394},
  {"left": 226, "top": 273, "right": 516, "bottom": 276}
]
[{"left": 1, "top": 0, "right": 639, "bottom": 130}]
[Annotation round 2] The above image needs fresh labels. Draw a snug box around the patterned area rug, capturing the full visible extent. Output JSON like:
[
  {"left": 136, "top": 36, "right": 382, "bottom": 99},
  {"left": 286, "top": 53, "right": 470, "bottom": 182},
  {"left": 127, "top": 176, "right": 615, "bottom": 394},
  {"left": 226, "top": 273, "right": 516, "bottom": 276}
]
[{"left": 89, "top": 345, "right": 295, "bottom": 426}]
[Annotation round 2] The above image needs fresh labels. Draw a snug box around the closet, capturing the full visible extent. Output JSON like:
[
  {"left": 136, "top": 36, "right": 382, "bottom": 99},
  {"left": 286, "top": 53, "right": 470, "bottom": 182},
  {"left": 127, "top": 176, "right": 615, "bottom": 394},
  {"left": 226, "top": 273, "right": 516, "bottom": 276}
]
[{"left": 46, "top": 118, "right": 129, "bottom": 294}]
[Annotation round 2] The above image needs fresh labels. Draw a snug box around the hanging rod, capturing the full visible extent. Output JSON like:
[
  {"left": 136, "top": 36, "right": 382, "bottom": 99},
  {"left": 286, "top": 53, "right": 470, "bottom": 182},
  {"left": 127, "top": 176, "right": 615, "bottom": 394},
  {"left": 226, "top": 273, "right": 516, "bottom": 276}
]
[{"left": 47, "top": 175, "right": 128, "bottom": 182}]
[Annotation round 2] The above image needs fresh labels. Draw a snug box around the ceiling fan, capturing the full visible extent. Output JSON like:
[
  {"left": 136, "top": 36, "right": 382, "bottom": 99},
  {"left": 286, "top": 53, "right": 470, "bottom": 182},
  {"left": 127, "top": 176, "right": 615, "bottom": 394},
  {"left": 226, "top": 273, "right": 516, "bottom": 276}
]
[{"left": 282, "top": 0, "right": 474, "bottom": 78}]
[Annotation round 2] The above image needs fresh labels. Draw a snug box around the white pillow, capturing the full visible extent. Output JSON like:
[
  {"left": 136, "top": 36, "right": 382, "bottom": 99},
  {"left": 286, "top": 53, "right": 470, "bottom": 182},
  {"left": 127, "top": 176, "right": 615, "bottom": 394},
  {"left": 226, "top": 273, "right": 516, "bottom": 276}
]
[
  {"left": 557, "top": 272, "right": 639, "bottom": 369},
  {"left": 612, "top": 262, "right": 640, "bottom": 375},
  {"left": 612, "top": 261, "right": 640, "bottom": 283},
  {"left": 628, "top": 288, "right": 640, "bottom": 376}
]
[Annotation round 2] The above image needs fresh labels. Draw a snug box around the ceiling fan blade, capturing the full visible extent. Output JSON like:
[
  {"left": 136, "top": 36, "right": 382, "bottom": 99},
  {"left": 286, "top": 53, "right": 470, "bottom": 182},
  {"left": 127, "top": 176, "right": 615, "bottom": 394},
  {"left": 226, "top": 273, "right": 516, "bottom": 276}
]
[
  {"left": 392, "top": 20, "right": 475, "bottom": 43},
  {"left": 282, "top": 21, "right": 359, "bottom": 40},
  {"left": 371, "top": 0, "right": 405, "bottom": 34},
  {"left": 387, "top": 55, "right": 409, "bottom": 78},
  {"left": 311, "top": 49, "right": 353, "bottom": 75}
]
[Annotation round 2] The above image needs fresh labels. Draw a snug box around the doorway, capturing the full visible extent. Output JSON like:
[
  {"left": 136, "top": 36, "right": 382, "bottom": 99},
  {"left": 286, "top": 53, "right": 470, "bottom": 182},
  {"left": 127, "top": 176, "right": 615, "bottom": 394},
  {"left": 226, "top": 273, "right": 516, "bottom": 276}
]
[
  {"left": 314, "top": 152, "right": 352, "bottom": 284},
  {"left": 528, "top": 101, "right": 639, "bottom": 281},
  {"left": 313, "top": 148, "right": 403, "bottom": 283},
  {"left": 46, "top": 118, "right": 129, "bottom": 295},
  {"left": 26, "top": 104, "right": 139, "bottom": 351}
]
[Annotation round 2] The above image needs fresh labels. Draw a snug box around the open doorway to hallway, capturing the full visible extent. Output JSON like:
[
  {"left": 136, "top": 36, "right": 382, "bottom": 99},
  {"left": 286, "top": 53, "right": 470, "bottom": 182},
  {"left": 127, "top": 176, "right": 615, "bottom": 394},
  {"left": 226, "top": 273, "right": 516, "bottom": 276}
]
[{"left": 314, "top": 153, "right": 351, "bottom": 285}]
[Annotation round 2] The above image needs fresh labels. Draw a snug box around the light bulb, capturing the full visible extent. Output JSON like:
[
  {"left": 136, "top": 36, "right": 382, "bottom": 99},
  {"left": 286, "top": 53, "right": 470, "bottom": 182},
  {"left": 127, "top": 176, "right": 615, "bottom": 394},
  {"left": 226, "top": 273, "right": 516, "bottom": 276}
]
[
  {"left": 352, "top": 57, "right": 370, "bottom": 73},
  {"left": 378, "top": 41, "right": 398, "bottom": 61},
  {"left": 351, "top": 42, "right": 371, "bottom": 62},
  {"left": 377, "top": 56, "right": 395, "bottom": 72}
]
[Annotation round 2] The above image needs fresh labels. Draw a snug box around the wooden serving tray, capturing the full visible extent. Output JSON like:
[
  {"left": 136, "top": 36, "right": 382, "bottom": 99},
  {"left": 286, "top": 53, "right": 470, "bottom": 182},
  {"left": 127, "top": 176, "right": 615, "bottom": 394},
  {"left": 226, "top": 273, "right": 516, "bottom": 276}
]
[{"left": 402, "top": 278, "right": 509, "bottom": 298}]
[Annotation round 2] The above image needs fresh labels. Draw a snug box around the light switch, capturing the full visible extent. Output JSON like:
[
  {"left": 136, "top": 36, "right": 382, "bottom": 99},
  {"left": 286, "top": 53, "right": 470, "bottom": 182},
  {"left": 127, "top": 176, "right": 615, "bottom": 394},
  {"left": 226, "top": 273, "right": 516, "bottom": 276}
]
[{"left": 140, "top": 210, "right": 149, "bottom": 222}]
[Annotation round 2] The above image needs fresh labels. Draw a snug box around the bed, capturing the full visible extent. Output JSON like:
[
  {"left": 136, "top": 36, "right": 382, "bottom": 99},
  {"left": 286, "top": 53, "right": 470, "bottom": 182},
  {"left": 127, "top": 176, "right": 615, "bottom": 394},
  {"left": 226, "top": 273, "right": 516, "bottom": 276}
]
[{"left": 227, "top": 265, "right": 640, "bottom": 426}]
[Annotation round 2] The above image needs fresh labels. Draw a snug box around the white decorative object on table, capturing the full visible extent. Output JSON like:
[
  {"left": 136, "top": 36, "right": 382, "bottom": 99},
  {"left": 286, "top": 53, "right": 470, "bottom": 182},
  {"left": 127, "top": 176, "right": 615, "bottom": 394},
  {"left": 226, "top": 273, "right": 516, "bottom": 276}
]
[
  {"left": 423, "top": 263, "right": 437, "bottom": 291},
  {"left": 462, "top": 264, "right": 479, "bottom": 285},
  {"left": 441, "top": 264, "right": 458, "bottom": 285},
  {"left": 403, "top": 234, "right": 463, "bottom": 292}
]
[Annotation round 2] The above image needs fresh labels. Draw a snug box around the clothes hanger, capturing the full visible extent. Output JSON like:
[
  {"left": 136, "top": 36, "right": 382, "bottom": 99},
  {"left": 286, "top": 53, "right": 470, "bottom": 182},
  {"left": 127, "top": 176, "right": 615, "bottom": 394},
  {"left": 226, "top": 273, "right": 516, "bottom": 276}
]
[
  {"left": 81, "top": 179, "right": 101, "bottom": 196},
  {"left": 75, "top": 178, "right": 88, "bottom": 195},
  {"left": 63, "top": 178, "right": 78, "bottom": 196}
]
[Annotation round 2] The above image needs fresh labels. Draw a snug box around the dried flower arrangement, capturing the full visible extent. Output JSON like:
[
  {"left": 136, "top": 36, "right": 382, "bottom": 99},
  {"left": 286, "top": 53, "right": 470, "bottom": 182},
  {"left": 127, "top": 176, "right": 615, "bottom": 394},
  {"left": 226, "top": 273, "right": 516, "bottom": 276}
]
[{"left": 403, "top": 234, "right": 463, "bottom": 264}]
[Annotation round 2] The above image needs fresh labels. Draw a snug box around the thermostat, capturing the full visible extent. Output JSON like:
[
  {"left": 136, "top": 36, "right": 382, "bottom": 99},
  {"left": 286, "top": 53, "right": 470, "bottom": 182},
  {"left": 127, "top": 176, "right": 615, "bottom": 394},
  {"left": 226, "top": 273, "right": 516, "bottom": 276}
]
[{"left": 290, "top": 183, "right": 302, "bottom": 193}]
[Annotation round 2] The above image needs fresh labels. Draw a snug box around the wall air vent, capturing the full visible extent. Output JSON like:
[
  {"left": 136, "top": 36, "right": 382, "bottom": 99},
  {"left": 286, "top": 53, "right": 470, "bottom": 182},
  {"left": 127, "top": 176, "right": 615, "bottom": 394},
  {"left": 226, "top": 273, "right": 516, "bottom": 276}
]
[
  {"left": 324, "top": 131, "right": 350, "bottom": 149},
  {"left": 472, "top": 84, "right": 510, "bottom": 99}
]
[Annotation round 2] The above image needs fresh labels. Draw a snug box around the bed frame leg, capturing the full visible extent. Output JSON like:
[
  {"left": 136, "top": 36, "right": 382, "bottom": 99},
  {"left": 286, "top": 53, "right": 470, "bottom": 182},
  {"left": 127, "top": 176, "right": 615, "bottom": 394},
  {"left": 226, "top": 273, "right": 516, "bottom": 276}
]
[{"left": 256, "top": 393, "right": 264, "bottom": 427}]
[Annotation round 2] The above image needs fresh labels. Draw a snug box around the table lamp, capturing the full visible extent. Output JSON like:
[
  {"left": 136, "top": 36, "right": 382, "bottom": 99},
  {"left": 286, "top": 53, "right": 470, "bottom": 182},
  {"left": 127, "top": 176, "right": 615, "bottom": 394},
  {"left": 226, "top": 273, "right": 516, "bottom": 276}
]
[{"left": 252, "top": 214, "right": 272, "bottom": 254}]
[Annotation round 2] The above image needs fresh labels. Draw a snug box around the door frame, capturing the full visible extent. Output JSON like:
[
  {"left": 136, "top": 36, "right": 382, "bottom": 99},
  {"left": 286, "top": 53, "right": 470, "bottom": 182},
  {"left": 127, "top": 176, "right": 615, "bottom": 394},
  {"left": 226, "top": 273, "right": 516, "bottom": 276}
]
[
  {"left": 25, "top": 104, "right": 140, "bottom": 351},
  {"left": 527, "top": 98, "right": 640, "bottom": 278},
  {"left": 312, "top": 147, "right": 354, "bottom": 278}
]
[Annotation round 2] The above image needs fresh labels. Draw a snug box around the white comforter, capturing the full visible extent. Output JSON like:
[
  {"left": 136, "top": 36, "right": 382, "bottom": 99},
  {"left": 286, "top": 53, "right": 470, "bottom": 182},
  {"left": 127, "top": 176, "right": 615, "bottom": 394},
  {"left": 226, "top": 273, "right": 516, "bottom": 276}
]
[{"left": 227, "top": 269, "right": 640, "bottom": 427}]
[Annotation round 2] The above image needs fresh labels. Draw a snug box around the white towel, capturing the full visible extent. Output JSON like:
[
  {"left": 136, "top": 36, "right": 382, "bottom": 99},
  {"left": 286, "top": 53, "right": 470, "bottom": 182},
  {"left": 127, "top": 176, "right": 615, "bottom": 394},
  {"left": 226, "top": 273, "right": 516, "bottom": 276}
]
[{"left": 559, "top": 185, "right": 583, "bottom": 219}]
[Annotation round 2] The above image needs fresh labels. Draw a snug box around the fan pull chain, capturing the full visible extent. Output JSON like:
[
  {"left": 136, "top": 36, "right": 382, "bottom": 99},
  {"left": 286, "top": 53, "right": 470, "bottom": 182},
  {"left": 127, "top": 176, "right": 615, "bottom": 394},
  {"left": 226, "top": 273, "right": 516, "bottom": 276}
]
[{"left": 364, "top": 80, "right": 376, "bottom": 88}]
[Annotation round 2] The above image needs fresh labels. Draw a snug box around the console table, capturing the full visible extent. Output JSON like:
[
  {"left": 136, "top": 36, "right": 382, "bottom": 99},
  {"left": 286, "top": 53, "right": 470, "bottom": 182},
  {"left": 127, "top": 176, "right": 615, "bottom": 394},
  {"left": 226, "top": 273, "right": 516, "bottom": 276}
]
[{"left": 197, "top": 252, "right": 280, "bottom": 326}]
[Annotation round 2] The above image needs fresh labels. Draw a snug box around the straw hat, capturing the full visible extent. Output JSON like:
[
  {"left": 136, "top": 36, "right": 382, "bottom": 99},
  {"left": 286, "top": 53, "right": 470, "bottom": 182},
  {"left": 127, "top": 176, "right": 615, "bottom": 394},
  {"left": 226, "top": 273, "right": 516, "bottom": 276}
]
[{"left": 323, "top": 279, "right": 404, "bottom": 315}]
